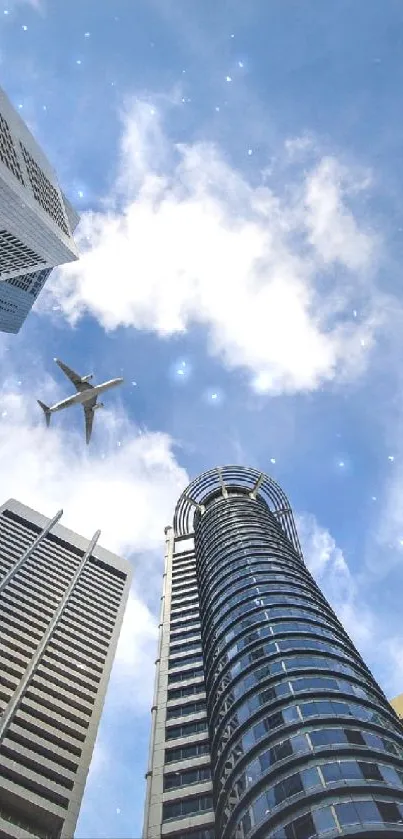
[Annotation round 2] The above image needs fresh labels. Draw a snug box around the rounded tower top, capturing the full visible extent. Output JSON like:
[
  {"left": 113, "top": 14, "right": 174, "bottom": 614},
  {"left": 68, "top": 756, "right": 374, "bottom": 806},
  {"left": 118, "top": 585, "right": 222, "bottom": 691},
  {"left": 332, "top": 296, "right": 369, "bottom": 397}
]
[{"left": 173, "top": 464, "right": 302, "bottom": 556}]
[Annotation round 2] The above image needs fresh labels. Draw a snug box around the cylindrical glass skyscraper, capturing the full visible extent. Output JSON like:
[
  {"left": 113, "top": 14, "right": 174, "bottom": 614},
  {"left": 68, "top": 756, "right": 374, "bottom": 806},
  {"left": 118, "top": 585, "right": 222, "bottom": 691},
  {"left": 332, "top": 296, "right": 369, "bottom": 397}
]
[{"left": 143, "top": 466, "right": 403, "bottom": 839}]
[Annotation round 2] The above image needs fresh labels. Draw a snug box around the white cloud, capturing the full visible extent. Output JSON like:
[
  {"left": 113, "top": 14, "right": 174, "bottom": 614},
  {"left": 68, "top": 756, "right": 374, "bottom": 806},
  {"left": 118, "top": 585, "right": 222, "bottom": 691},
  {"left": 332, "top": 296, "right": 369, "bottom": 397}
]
[
  {"left": 111, "top": 590, "right": 158, "bottom": 713},
  {"left": 298, "top": 512, "right": 403, "bottom": 698},
  {"left": 297, "top": 513, "right": 375, "bottom": 649},
  {"left": 42, "top": 100, "right": 385, "bottom": 396},
  {"left": 364, "top": 355, "right": 403, "bottom": 581},
  {"left": 0, "top": 383, "right": 187, "bottom": 557},
  {"left": 0, "top": 367, "right": 188, "bottom": 712}
]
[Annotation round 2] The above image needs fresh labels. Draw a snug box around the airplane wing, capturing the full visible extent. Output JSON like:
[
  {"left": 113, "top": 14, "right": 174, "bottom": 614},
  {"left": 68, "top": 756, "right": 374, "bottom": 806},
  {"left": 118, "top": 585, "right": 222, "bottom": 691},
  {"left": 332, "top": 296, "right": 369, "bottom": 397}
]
[
  {"left": 84, "top": 405, "right": 95, "bottom": 445},
  {"left": 55, "top": 359, "right": 93, "bottom": 392}
]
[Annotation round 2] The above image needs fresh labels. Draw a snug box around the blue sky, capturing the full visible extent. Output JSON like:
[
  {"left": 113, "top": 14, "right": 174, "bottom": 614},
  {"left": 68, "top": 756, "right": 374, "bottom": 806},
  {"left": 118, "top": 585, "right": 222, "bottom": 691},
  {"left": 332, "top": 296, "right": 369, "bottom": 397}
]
[{"left": 2, "top": 0, "right": 403, "bottom": 836}]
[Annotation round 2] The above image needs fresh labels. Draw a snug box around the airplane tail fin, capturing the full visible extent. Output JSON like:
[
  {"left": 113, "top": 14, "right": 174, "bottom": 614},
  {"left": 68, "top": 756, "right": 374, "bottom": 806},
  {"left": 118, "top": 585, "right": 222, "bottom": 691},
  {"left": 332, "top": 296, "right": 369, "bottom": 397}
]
[{"left": 37, "top": 400, "right": 51, "bottom": 428}]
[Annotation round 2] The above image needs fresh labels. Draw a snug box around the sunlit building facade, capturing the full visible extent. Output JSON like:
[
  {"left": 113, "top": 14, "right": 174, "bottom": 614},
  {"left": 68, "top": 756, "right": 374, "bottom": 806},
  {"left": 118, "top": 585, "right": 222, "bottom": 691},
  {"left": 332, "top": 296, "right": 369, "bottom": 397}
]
[
  {"left": 0, "top": 498, "right": 131, "bottom": 839},
  {"left": 0, "top": 85, "right": 79, "bottom": 333},
  {"left": 143, "top": 466, "right": 403, "bottom": 839}
]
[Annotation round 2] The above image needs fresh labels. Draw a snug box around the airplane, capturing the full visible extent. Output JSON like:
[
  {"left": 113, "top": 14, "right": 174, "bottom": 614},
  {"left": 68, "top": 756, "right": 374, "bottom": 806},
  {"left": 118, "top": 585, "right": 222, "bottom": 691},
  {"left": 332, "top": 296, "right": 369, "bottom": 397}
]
[{"left": 38, "top": 358, "right": 124, "bottom": 444}]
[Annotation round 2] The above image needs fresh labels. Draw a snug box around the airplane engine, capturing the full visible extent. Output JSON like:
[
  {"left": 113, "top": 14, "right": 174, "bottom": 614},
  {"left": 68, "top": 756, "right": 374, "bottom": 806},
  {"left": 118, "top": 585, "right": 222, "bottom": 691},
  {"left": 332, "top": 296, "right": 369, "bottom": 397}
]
[
  {"left": 94, "top": 402, "right": 104, "bottom": 410},
  {"left": 81, "top": 374, "right": 93, "bottom": 383}
]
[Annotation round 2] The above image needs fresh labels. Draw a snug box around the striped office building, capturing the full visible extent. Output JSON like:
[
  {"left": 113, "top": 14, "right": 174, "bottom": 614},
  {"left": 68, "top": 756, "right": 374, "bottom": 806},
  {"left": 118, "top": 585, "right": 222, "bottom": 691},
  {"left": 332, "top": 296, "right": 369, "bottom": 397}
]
[
  {"left": 0, "top": 498, "right": 131, "bottom": 839},
  {"left": 0, "top": 84, "right": 79, "bottom": 334},
  {"left": 143, "top": 466, "right": 403, "bottom": 839}
]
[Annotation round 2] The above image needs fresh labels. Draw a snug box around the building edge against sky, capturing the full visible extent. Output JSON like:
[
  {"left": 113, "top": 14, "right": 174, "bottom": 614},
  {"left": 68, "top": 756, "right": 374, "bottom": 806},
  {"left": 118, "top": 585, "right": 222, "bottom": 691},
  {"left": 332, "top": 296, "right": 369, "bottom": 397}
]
[
  {"left": 0, "top": 498, "right": 132, "bottom": 839},
  {"left": 0, "top": 84, "right": 80, "bottom": 334},
  {"left": 391, "top": 697, "right": 403, "bottom": 723},
  {"left": 143, "top": 465, "right": 403, "bottom": 839}
]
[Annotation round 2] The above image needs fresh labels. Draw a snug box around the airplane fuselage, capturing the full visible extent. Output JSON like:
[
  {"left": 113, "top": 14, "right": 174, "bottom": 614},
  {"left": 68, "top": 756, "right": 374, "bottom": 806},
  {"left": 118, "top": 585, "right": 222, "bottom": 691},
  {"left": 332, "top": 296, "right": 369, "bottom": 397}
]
[{"left": 49, "top": 378, "right": 123, "bottom": 413}]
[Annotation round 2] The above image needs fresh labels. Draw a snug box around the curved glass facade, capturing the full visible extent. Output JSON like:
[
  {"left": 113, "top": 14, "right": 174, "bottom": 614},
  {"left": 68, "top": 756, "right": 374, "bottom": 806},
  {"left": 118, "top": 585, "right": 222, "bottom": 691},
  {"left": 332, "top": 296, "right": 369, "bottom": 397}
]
[{"left": 182, "top": 471, "right": 403, "bottom": 839}]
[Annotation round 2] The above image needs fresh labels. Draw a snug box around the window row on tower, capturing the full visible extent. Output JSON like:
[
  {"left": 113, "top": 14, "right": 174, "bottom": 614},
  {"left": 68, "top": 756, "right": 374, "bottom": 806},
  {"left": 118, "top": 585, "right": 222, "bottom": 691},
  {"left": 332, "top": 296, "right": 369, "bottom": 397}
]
[
  {"left": 237, "top": 794, "right": 403, "bottom": 839},
  {"left": 215, "top": 675, "right": 401, "bottom": 773},
  {"left": 220, "top": 721, "right": 403, "bottom": 832}
]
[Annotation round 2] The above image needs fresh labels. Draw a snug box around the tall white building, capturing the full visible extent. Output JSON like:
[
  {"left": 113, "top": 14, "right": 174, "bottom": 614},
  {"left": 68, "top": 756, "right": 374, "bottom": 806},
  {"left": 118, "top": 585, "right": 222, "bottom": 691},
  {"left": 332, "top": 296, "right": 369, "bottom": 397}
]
[
  {"left": 0, "top": 498, "right": 132, "bottom": 839},
  {"left": 0, "top": 85, "right": 79, "bottom": 333}
]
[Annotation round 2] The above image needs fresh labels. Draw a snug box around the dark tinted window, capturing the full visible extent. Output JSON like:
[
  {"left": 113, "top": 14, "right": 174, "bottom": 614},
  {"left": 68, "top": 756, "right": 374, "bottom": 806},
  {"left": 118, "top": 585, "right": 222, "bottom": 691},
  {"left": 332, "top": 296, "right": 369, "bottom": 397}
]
[
  {"left": 165, "top": 742, "right": 209, "bottom": 763},
  {"left": 286, "top": 812, "right": 316, "bottom": 838},
  {"left": 166, "top": 700, "right": 206, "bottom": 720},
  {"left": 164, "top": 765, "right": 211, "bottom": 790},
  {"left": 163, "top": 795, "right": 212, "bottom": 821},
  {"left": 168, "top": 683, "right": 205, "bottom": 701},
  {"left": 168, "top": 652, "right": 202, "bottom": 670},
  {"left": 166, "top": 720, "right": 207, "bottom": 740},
  {"left": 168, "top": 666, "right": 204, "bottom": 684},
  {"left": 359, "top": 762, "right": 382, "bottom": 781},
  {"left": 376, "top": 800, "right": 403, "bottom": 823},
  {"left": 275, "top": 739, "right": 293, "bottom": 761},
  {"left": 282, "top": 772, "right": 303, "bottom": 799},
  {"left": 345, "top": 728, "right": 365, "bottom": 745}
]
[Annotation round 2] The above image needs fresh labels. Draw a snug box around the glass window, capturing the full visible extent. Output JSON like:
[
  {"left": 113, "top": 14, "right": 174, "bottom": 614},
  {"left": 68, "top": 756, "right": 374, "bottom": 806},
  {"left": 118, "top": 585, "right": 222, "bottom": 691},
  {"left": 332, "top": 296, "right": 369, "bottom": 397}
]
[
  {"left": 164, "top": 765, "right": 211, "bottom": 790},
  {"left": 165, "top": 741, "right": 209, "bottom": 763},
  {"left": 345, "top": 728, "right": 365, "bottom": 745},
  {"left": 252, "top": 793, "right": 269, "bottom": 824},
  {"left": 340, "top": 760, "right": 361, "bottom": 780},
  {"left": 376, "top": 800, "right": 403, "bottom": 824},
  {"left": 166, "top": 700, "right": 206, "bottom": 720},
  {"left": 283, "top": 705, "right": 299, "bottom": 724},
  {"left": 163, "top": 801, "right": 181, "bottom": 820},
  {"left": 382, "top": 737, "right": 399, "bottom": 756},
  {"left": 245, "top": 759, "right": 260, "bottom": 787},
  {"left": 316, "top": 700, "right": 334, "bottom": 714},
  {"left": 166, "top": 719, "right": 207, "bottom": 740},
  {"left": 331, "top": 699, "right": 351, "bottom": 715},
  {"left": 299, "top": 701, "right": 316, "bottom": 718},
  {"left": 254, "top": 719, "right": 268, "bottom": 741},
  {"left": 355, "top": 800, "right": 380, "bottom": 822},
  {"left": 322, "top": 762, "right": 342, "bottom": 782},
  {"left": 275, "top": 739, "right": 293, "bottom": 761},
  {"left": 292, "top": 676, "right": 339, "bottom": 692},
  {"left": 282, "top": 772, "right": 303, "bottom": 799},
  {"left": 313, "top": 806, "right": 337, "bottom": 832},
  {"left": 381, "top": 765, "right": 401, "bottom": 786},
  {"left": 291, "top": 733, "right": 309, "bottom": 754},
  {"left": 359, "top": 762, "right": 382, "bottom": 781},
  {"left": 242, "top": 729, "right": 254, "bottom": 751},
  {"left": 363, "top": 731, "right": 383, "bottom": 750},
  {"left": 288, "top": 812, "right": 316, "bottom": 839},
  {"left": 240, "top": 810, "right": 252, "bottom": 836},
  {"left": 259, "top": 749, "right": 272, "bottom": 771},
  {"left": 335, "top": 801, "right": 360, "bottom": 827},
  {"left": 167, "top": 682, "right": 205, "bottom": 701},
  {"left": 301, "top": 766, "right": 321, "bottom": 790},
  {"left": 168, "top": 666, "right": 204, "bottom": 684},
  {"left": 310, "top": 728, "right": 346, "bottom": 747}
]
